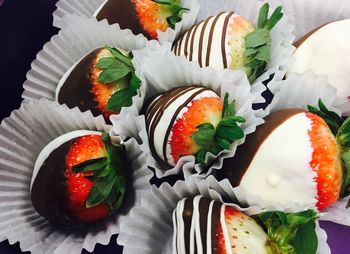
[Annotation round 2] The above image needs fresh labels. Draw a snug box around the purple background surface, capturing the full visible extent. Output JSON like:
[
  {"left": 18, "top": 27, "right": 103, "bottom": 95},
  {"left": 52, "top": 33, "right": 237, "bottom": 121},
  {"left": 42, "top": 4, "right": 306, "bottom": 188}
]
[{"left": 0, "top": 0, "right": 349, "bottom": 253}]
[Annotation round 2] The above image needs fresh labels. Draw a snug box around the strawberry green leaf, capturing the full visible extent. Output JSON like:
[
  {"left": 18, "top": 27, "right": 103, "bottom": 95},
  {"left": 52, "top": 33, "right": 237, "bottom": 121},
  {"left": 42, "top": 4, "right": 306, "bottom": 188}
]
[
  {"left": 83, "top": 132, "right": 126, "bottom": 211},
  {"left": 106, "top": 87, "right": 137, "bottom": 112},
  {"left": 265, "top": 6, "right": 283, "bottom": 30},
  {"left": 86, "top": 173, "right": 116, "bottom": 208},
  {"left": 258, "top": 210, "right": 318, "bottom": 254},
  {"left": 217, "top": 138, "right": 231, "bottom": 150},
  {"left": 195, "top": 150, "right": 207, "bottom": 165},
  {"left": 257, "top": 3, "right": 269, "bottom": 29},
  {"left": 192, "top": 93, "right": 245, "bottom": 165},
  {"left": 105, "top": 175, "right": 126, "bottom": 212},
  {"left": 152, "top": 0, "right": 188, "bottom": 29},
  {"left": 245, "top": 29, "right": 270, "bottom": 48},
  {"left": 96, "top": 57, "right": 119, "bottom": 70},
  {"left": 290, "top": 220, "right": 318, "bottom": 254},
  {"left": 243, "top": 4, "right": 283, "bottom": 82},
  {"left": 72, "top": 157, "right": 108, "bottom": 173},
  {"left": 191, "top": 123, "right": 215, "bottom": 148},
  {"left": 222, "top": 94, "right": 237, "bottom": 118},
  {"left": 130, "top": 73, "right": 141, "bottom": 90},
  {"left": 106, "top": 46, "right": 133, "bottom": 68},
  {"left": 216, "top": 124, "right": 244, "bottom": 142},
  {"left": 98, "top": 67, "right": 131, "bottom": 84}
]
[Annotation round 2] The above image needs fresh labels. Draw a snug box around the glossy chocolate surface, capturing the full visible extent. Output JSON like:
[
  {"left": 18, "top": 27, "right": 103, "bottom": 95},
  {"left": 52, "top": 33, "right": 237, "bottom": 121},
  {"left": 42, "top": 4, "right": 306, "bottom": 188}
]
[
  {"left": 95, "top": 0, "right": 152, "bottom": 40},
  {"left": 31, "top": 139, "right": 79, "bottom": 226},
  {"left": 57, "top": 48, "right": 102, "bottom": 117},
  {"left": 217, "top": 109, "right": 306, "bottom": 186}
]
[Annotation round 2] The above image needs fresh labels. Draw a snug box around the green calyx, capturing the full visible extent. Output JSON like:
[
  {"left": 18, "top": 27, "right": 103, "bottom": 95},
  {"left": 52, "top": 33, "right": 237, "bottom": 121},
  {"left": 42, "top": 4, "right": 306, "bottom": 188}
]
[
  {"left": 307, "top": 99, "right": 350, "bottom": 205},
  {"left": 191, "top": 93, "right": 245, "bottom": 165},
  {"left": 152, "top": 0, "right": 189, "bottom": 29},
  {"left": 96, "top": 47, "right": 141, "bottom": 113},
  {"left": 243, "top": 3, "right": 283, "bottom": 82},
  {"left": 72, "top": 132, "right": 126, "bottom": 213},
  {"left": 258, "top": 210, "right": 318, "bottom": 254}
]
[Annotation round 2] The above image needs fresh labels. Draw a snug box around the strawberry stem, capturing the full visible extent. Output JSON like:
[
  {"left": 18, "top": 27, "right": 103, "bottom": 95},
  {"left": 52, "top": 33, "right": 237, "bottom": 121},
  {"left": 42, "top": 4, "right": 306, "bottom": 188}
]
[
  {"left": 258, "top": 210, "right": 318, "bottom": 253},
  {"left": 191, "top": 93, "right": 245, "bottom": 165},
  {"left": 72, "top": 132, "right": 126, "bottom": 212},
  {"left": 243, "top": 3, "right": 283, "bottom": 82},
  {"left": 151, "top": 0, "right": 189, "bottom": 29},
  {"left": 96, "top": 47, "right": 141, "bottom": 113}
]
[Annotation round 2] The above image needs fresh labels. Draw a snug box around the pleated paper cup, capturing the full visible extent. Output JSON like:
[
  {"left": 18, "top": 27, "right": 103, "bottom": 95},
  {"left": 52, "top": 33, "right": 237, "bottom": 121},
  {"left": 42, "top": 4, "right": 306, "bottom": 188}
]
[
  {"left": 111, "top": 45, "right": 266, "bottom": 179},
  {"left": 53, "top": 0, "right": 200, "bottom": 44},
  {"left": 279, "top": 0, "right": 350, "bottom": 40},
  {"left": 0, "top": 100, "right": 152, "bottom": 254},
  {"left": 117, "top": 179, "right": 330, "bottom": 254},
  {"left": 195, "top": 0, "right": 295, "bottom": 87},
  {"left": 267, "top": 71, "right": 349, "bottom": 115},
  {"left": 22, "top": 16, "right": 149, "bottom": 118}
]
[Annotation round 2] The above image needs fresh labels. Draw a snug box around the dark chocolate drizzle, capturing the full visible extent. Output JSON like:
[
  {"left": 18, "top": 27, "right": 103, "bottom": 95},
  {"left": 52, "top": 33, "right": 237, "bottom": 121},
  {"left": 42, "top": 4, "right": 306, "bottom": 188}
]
[
  {"left": 173, "top": 197, "right": 230, "bottom": 254},
  {"left": 95, "top": 0, "right": 152, "bottom": 40},
  {"left": 144, "top": 85, "right": 212, "bottom": 167},
  {"left": 217, "top": 109, "right": 306, "bottom": 186},
  {"left": 221, "top": 12, "right": 235, "bottom": 68},
  {"left": 31, "top": 138, "right": 79, "bottom": 226},
  {"left": 57, "top": 48, "right": 103, "bottom": 117},
  {"left": 206, "top": 12, "right": 224, "bottom": 67},
  {"left": 172, "top": 12, "right": 232, "bottom": 69}
]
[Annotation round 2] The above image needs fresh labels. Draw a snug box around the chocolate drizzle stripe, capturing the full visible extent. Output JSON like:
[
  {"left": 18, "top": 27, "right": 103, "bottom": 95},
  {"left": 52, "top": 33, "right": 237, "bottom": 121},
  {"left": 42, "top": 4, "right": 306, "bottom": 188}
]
[
  {"left": 183, "top": 199, "right": 193, "bottom": 253},
  {"left": 146, "top": 86, "right": 199, "bottom": 164},
  {"left": 211, "top": 202, "right": 222, "bottom": 253},
  {"left": 189, "top": 20, "right": 203, "bottom": 61},
  {"left": 162, "top": 87, "right": 210, "bottom": 164},
  {"left": 221, "top": 12, "right": 235, "bottom": 69},
  {"left": 206, "top": 12, "right": 225, "bottom": 67},
  {"left": 198, "top": 17, "right": 211, "bottom": 67},
  {"left": 184, "top": 24, "right": 196, "bottom": 58},
  {"left": 172, "top": 210, "right": 178, "bottom": 253},
  {"left": 177, "top": 32, "right": 185, "bottom": 56}
]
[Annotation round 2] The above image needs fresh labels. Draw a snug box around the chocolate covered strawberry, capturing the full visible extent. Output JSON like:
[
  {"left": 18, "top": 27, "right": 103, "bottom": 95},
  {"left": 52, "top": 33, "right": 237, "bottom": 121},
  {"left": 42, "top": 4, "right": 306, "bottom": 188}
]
[
  {"left": 133, "top": 0, "right": 188, "bottom": 39},
  {"left": 56, "top": 46, "right": 141, "bottom": 121},
  {"left": 218, "top": 100, "right": 350, "bottom": 210},
  {"left": 95, "top": 0, "right": 188, "bottom": 40},
  {"left": 173, "top": 196, "right": 319, "bottom": 254},
  {"left": 31, "top": 130, "right": 126, "bottom": 225},
  {"left": 172, "top": 3, "right": 283, "bottom": 82},
  {"left": 144, "top": 85, "right": 245, "bottom": 167}
]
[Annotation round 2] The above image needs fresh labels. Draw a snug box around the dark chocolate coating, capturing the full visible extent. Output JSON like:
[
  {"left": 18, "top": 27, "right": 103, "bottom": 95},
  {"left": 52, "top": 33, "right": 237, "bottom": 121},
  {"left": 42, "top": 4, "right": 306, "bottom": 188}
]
[
  {"left": 217, "top": 109, "right": 306, "bottom": 186},
  {"left": 31, "top": 138, "right": 80, "bottom": 226},
  {"left": 95, "top": 0, "right": 152, "bottom": 40},
  {"left": 57, "top": 48, "right": 103, "bottom": 118}
]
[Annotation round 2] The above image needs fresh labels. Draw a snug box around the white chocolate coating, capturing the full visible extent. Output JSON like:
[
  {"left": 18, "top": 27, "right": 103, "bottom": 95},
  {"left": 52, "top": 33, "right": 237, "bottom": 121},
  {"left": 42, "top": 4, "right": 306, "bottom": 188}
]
[
  {"left": 240, "top": 113, "right": 317, "bottom": 208},
  {"left": 287, "top": 20, "right": 350, "bottom": 100},
  {"left": 31, "top": 130, "right": 101, "bottom": 191}
]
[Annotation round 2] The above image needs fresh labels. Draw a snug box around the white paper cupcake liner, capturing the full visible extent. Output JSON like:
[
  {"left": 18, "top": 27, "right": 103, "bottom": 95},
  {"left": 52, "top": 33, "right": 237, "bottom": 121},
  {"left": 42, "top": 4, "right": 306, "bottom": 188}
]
[
  {"left": 267, "top": 71, "right": 349, "bottom": 116},
  {"left": 195, "top": 0, "right": 296, "bottom": 87},
  {"left": 22, "top": 16, "right": 149, "bottom": 118},
  {"left": 111, "top": 44, "right": 266, "bottom": 178},
  {"left": 53, "top": 0, "right": 200, "bottom": 44},
  {"left": 0, "top": 100, "right": 152, "bottom": 253},
  {"left": 279, "top": 0, "right": 350, "bottom": 40},
  {"left": 117, "top": 179, "right": 330, "bottom": 254}
]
